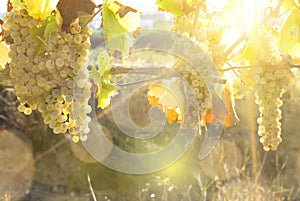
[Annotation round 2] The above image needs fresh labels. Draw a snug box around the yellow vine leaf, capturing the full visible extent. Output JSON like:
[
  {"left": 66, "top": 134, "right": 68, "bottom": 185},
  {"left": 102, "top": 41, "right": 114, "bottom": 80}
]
[
  {"left": 156, "top": 0, "right": 184, "bottom": 16},
  {"left": 25, "top": 0, "right": 59, "bottom": 20},
  {"left": 281, "top": 0, "right": 298, "bottom": 12},
  {"left": 202, "top": 85, "right": 239, "bottom": 127},
  {"left": 0, "top": 42, "right": 10, "bottom": 70},
  {"left": 279, "top": 8, "right": 300, "bottom": 57},
  {"left": 147, "top": 81, "right": 184, "bottom": 124}
]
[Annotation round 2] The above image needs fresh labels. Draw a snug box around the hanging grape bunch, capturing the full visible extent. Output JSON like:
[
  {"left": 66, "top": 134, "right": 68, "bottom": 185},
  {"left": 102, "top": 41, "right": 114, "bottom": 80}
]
[
  {"left": 240, "top": 30, "right": 295, "bottom": 151},
  {"left": 254, "top": 62, "right": 294, "bottom": 151},
  {"left": 2, "top": 1, "right": 96, "bottom": 142},
  {"left": 244, "top": 52, "right": 295, "bottom": 151}
]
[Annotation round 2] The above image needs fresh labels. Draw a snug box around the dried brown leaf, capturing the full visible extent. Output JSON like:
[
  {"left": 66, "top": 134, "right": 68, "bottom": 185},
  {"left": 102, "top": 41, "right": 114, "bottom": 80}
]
[
  {"left": 114, "top": 1, "right": 138, "bottom": 18},
  {"left": 57, "top": 0, "right": 96, "bottom": 30},
  {"left": 7, "top": 0, "right": 13, "bottom": 12}
]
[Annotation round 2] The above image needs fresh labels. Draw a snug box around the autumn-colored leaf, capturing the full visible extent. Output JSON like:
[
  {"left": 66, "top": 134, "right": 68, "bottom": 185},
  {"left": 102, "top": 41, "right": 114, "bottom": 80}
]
[
  {"left": 147, "top": 81, "right": 184, "bottom": 124},
  {"left": 165, "top": 108, "right": 179, "bottom": 124},
  {"left": 25, "top": 0, "right": 59, "bottom": 20},
  {"left": 281, "top": 0, "right": 298, "bottom": 12},
  {"left": 0, "top": 42, "right": 10, "bottom": 70},
  {"left": 147, "top": 95, "right": 160, "bottom": 107},
  {"left": 114, "top": 1, "right": 138, "bottom": 18},
  {"left": 7, "top": 0, "right": 13, "bottom": 12},
  {"left": 202, "top": 86, "right": 239, "bottom": 127},
  {"left": 57, "top": 0, "right": 96, "bottom": 30},
  {"left": 0, "top": 19, "right": 4, "bottom": 41},
  {"left": 156, "top": 0, "right": 184, "bottom": 16},
  {"left": 278, "top": 8, "right": 300, "bottom": 57}
]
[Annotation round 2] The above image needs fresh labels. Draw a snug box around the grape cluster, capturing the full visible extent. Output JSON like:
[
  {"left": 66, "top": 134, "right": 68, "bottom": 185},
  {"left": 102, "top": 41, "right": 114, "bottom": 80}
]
[
  {"left": 171, "top": 35, "right": 212, "bottom": 120},
  {"left": 171, "top": 12, "right": 226, "bottom": 66},
  {"left": 3, "top": 8, "right": 93, "bottom": 142},
  {"left": 172, "top": 62, "right": 211, "bottom": 119},
  {"left": 251, "top": 59, "right": 294, "bottom": 151},
  {"left": 170, "top": 10, "right": 227, "bottom": 122}
]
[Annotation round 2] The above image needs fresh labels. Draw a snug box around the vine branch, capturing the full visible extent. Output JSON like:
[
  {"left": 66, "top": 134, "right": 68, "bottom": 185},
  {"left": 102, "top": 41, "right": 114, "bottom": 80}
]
[
  {"left": 219, "top": 65, "right": 259, "bottom": 72},
  {"left": 110, "top": 65, "right": 179, "bottom": 77},
  {"left": 191, "top": 4, "right": 202, "bottom": 37},
  {"left": 219, "top": 35, "right": 247, "bottom": 64},
  {"left": 0, "top": 85, "right": 13, "bottom": 89},
  {"left": 219, "top": 62, "right": 300, "bottom": 72},
  {"left": 81, "top": 4, "right": 103, "bottom": 31},
  {"left": 115, "top": 76, "right": 176, "bottom": 87}
]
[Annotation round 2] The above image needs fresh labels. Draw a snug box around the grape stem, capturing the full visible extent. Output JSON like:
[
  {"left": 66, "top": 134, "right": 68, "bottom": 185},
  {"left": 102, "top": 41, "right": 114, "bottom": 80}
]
[
  {"left": 81, "top": 5, "right": 103, "bottom": 31},
  {"left": 36, "top": 35, "right": 53, "bottom": 51},
  {"left": 191, "top": 4, "right": 202, "bottom": 37}
]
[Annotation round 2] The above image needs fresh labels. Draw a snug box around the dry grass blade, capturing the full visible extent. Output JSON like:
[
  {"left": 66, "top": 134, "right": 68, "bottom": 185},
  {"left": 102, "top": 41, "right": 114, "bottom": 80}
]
[{"left": 87, "top": 173, "right": 98, "bottom": 201}]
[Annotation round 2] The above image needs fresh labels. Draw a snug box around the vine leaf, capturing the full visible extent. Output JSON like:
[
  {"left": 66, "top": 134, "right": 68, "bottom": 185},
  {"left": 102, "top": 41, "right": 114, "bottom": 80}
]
[
  {"left": 242, "top": 38, "right": 261, "bottom": 63},
  {"left": 243, "top": 33, "right": 272, "bottom": 64},
  {"left": 147, "top": 81, "right": 184, "bottom": 124},
  {"left": 0, "top": 18, "right": 4, "bottom": 40},
  {"left": 7, "top": 0, "right": 13, "bottom": 12},
  {"left": 29, "top": 15, "right": 59, "bottom": 55},
  {"left": 57, "top": 0, "right": 96, "bottom": 30},
  {"left": 0, "top": 42, "right": 10, "bottom": 70},
  {"left": 102, "top": 0, "right": 141, "bottom": 57},
  {"left": 156, "top": 0, "right": 184, "bottom": 16},
  {"left": 281, "top": 0, "right": 298, "bottom": 12},
  {"left": 202, "top": 85, "right": 239, "bottom": 127},
  {"left": 114, "top": 1, "right": 138, "bottom": 18},
  {"left": 11, "top": 0, "right": 25, "bottom": 10},
  {"left": 91, "top": 51, "right": 118, "bottom": 109},
  {"left": 25, "top": 0, "right": 59, "bottom": 20},
  {"left": 278, "top": 8, "right": 300, "bottom": 57}
]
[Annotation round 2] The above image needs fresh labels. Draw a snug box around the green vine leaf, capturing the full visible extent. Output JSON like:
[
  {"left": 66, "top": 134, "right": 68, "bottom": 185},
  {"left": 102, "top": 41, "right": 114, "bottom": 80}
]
[
  {"left": 102, "top": 0, "right": 141, "bottom": 57},
  {"left": 11, "top": 0, "right": 26, "bottom": 9},
  {"left": 29, "top": 15, "right": 59, "bottom": 55},
  {"left": 91, "top": 51, "right": 118, "bottom": 109}
]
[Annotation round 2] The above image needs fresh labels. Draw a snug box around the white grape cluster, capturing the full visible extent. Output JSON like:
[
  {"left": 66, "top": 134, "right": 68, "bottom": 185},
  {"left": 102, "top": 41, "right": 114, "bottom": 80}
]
[
  {"left": 171, "top": 12, "right": 226, "bottom": 66},
  {"left": 170, "top": 11, "right": 225, "bottom": 122},
  {"left": 174, "top": 62, "right": 212, "bottom": 119},
  {"left": 170, "top": 10, "right": 226, "bottom": 122},
  {"left": 3, "top": 8, "right": 92, "bottom": 142},
  {"left": 171, "top": 35, "right": 212, "bottom": 119},
  {"left": 251, "top": 59, "right": 294, "bottom": 151}
]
